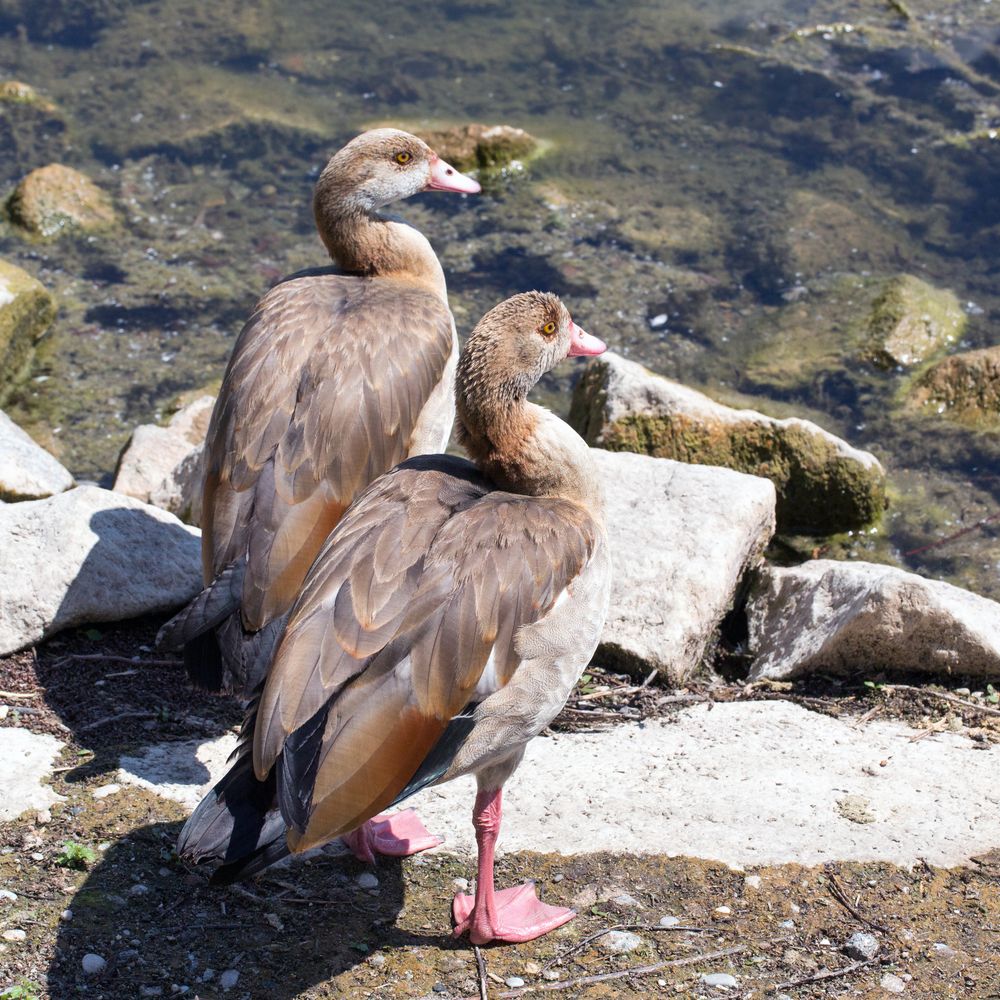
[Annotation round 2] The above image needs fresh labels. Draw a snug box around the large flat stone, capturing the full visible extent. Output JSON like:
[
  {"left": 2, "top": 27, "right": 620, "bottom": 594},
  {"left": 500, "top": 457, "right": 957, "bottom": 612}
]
[
  {"left": 0, "top": 485, "right": 201, "bottom": 655},
  {"left": 747, "top": 559, "right": 1000, "bottom": 680},
  {"left": 0, "top": 728, "right": 64, "bottom": 821},
  {"left": 119, "top": 701, "right": 1000, "bottom": 868},
  {"left": 593, "top": 448, "right": 775, "bottom": 683},
  {"left": 0, "top": 408, "right": 73, "bottom": 501}
]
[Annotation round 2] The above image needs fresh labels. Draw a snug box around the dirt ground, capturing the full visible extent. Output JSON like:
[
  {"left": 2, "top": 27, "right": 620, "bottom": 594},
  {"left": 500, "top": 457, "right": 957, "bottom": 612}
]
[{"left": 1, "top": 618, "right": 999, "bottom": 1000}]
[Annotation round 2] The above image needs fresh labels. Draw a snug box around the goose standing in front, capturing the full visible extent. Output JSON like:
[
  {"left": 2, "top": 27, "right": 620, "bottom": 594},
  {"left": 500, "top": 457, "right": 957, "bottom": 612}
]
[
  {"left": 159, "top": 128, "right": 478, "bottom": 698},
  {"left": 177, "top": 292, "right": 611, "bottom": 945}
]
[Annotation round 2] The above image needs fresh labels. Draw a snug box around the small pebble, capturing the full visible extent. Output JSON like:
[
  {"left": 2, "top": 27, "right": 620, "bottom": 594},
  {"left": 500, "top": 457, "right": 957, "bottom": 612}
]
[
  {"left": 505, "top": 977, "right": 525, "bottom": 988},
  {"left": 452, "top": 877, "right": 470, "bottom": 892},
  {"left": 61, "top": 908, "right": 73, "bottom": 921},
  {"left": 92, "top": 783, "right": 122, "bottom": 799},
  {"left": 356, "top": 872, "right": 379, "bottom": 890},
  {"left": 432, "top": 983, "right": 448, "bottom": 994},
  {"left": 599, "top": 930, "right": 643, "bottom": 954},
  {"left": 779, "top": 919, "right": 795, "bottom": 929},
  {"left": 130, "top": 883, "right": 150, "bottom": 896},
  {"left": 552, "top": 873, "right": 564, "bottom": 883},
  {"left": 35, "top": 808, "right": 51, "bottom": 825},
  {"left": 523, "top": 961, "right": 541, "bottom": 975},
  {"left": 713, "top": 905, "right": 732, "bottom": 916},
  {"left": 82, "top": 953, "right": 107, "bottom": 974},
  {"left": 30, "top": 852, "right": 44, "bottom": 861},
  {"left": 743, "top": 875, "right": 761, "bottom": 891},
  {"left": 955, "top": 687, "right": 971, "bottom": 697},
  {"left": 541, "top": 970, "right": 560, "bottom": 981},
  {"left": 0, "top": 889, "right": 17, "bottom": 902},
  {"left": 140, "top": 988, "right": 163, "bottom": 997},
  {"left": 880, "top": 972, "right": 906, "bottom": 993},
  {"left": 199, "top": 969, "right": 215, "bottom": 982},
  {"left": 612, "top": 892, "right": 641, "bottom": 907},
  {"left": 700, "top": 972, "right": 738, "bottom": 989},
  {"left": 845, "top": 931, "right": 880, "bottom": 961},
  {"left": 219, "top": 969, "right": 239, "bottom": 990},
  {"left": 649, "top": 313, "right": 668, "bottom": 328},
  {"left": 2, "top": 928, "right": 26, "bottom": 942},
  {"left": 932, "top": 942, "right": 956, "bottom": 958},
  {"left": 368, "top": 952, "right": 387, "bottom": 968},
  {"left": 118, "top": 949, "right": 140, "bottom": 962},
  {"left": 658, "top": 914, "right": 680, "bottom": 927}
]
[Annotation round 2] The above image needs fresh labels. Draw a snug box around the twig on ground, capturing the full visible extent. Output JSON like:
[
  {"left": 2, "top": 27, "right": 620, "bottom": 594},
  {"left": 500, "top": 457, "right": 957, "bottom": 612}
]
[
  {"left": 53, "top": 653, "right": 183, "bottom": 668},
  {"left": 79, "top": 710, "right": 157, "bottom": 731},
  {"left": 541, "top": 922, "right": 709, "bottom": 971},
  {"left": 904, "top": 510, "right": 1000, "bottom": 557},
  {"left": 474, "top": 945, "right": 488, "bottom": 1000},
  {"left": 483, "top": 946, "right": 746, "bottom": 997},
  {"left": 854, "top": 704, "right": 883, "bottom": 727},
  {"left": 824, "top": 868, "right": 891, "bottom": 934},
  {"left": 776, "top": 958, "right": 875, "bottom": 990},
  {"left": 0, "top": 690, "right": 37, "bottom": 699},
  {"left": 0, "top": 704, "right": 44, "bottom": 714},
  {"left": 887, "top": 683, "right": 1000, "bottom": 719}
]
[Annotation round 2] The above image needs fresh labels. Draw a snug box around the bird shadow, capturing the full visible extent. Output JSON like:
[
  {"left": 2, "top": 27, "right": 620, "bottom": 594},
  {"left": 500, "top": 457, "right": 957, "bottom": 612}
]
[{"left": 47, "top": 820, "right": 464, "bottom": 999}]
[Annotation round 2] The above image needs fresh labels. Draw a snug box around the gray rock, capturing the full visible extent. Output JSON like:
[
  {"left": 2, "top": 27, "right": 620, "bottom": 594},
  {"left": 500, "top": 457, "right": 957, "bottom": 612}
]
[
  {"left": 748, "top": 560, "right": 1000, "bottom": 680},
  {"left": 219, "top": 969, "right": 239, "bottom": 990},
  {"left": 0, "top": 485, "right": 201, "bottom": 655},
  {"left": 504, "top": 977, "right": 525, "bottom": 988},
  {"left": 844, "top": 932, "right": 879, "bottom": 960},
  {"left": 355, "top": 872, "right": 379, "bottom": 889},
  {"left": 0, "top": 728, "right": 64, "bottom": 821},
  {"left": 2, "top": 928, "right": 26, "bottom": 941},
  {"left": 700, "top": 972, "right": 738, "bottom": 989},
  {"left": 82, "top": 953, "right": 107, "bottom": 974},
  {"left": 114, "top": 395, "right": 213, "bottom": 525},
  {"left": 931, "top": 942, "right": 956, "bottom": 958},
  {"left": 598, "top": 930, "right": 644, "bottom": 954},
  {"left": 594, "top": 448, "right": 775, "bottom": 683},
  {"left": 880, "top": 972, "right": 906, "bottom": 993},
  {"left": 658, "top": 914, "right": 681, "bottom": 927},
  {"left": 573, "top": 352, "right": 885, "bottom": 534},
  {"left": 0, "top": 409, "right": 73, "bottom": 500}
]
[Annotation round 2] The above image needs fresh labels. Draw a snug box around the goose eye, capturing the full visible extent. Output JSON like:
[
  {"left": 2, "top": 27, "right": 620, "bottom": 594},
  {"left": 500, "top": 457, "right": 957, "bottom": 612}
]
[
  {"left": 394, "top": 150, "right": 412, "bottom": 164},
  {"left": 540, "top": 321, "right": 557, "bottom": 337}
]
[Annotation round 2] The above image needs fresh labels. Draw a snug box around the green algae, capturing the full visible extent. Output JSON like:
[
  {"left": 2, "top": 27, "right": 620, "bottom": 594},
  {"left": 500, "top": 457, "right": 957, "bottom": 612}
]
[{"left": 0, "top": 258, "right": 56, "bottom": 404}]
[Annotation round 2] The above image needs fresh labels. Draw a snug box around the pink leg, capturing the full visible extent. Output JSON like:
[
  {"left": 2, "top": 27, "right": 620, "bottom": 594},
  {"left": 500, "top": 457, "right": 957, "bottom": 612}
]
[
  {"left": 452, "top": 788, "right": 575, "bottom": 945},
  {"left": 341, "top": 809, "right": 443, "bottom": 864}
]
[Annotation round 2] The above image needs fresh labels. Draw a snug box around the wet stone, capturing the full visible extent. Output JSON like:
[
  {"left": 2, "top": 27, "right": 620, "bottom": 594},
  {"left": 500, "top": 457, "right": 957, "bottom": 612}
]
[{"left": 7, "top": 163, "right": 116, "bottom": 238}]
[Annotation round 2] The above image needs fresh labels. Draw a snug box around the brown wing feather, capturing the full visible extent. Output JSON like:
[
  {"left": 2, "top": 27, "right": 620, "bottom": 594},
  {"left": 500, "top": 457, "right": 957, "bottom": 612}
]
[
  {"left": 252, "top": 455, "right": 600, "bottom": 850},
  {"left": 200, "top": 275, "right": 454, "bottom": 630}
]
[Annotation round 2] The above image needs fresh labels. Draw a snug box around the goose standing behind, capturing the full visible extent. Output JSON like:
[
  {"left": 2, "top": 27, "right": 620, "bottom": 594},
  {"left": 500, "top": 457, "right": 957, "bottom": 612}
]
[
  {"left": 177, "top": 292, "right": 611, "bottom": 945},
  {"left": 159, "top": 129, "right": 479, "bottom": 703}
]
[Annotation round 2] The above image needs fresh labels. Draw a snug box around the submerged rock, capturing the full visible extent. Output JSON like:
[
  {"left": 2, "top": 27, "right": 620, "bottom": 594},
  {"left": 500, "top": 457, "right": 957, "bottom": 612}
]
[
  {"left": 571, "top": 352, "right": 886, "bottom": 535},
  {"left": 114, "top": 394, "right": 214, "bottom": 524},
  {"left": 0, "top": 258, "right": 57, "bottom": 400},
  {"left": 0, "top": 485, "right": 201, "bottom": 655},
  {"left": 747, "top": 559, "right": 1000, "bottom": 680},
  {"left": 0, "top": 81, "right": 58, "bottom": 114},
  {"left": 907, "top": 346, "right": 1000, "bottom": 423},
  {"left": 7, "top": 163, "right": 116, "bottom": 238},
  {"left": 862, "top": 274, "right": 966, "bottom": 370},
  {"left": 411, "top": 123, "right": 540, "bottom": 172},
  {"left": 0, "top": 408, "right": 74, "bottom": 500},
  {"left": 595, "top": 448, "right": 775, "bottom": 683}
]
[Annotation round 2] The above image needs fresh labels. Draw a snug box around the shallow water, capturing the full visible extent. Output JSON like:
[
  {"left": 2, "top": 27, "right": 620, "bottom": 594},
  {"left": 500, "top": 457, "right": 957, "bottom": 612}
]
[{"left": 0, "top": 0, "right": 998, "bottom": 595}]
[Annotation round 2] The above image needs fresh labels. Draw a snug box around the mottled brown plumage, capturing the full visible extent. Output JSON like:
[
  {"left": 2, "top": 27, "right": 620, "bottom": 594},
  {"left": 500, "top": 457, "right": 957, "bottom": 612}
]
[
  {"left": 158, "top": 129, "right": 478, "bottom": 695},
  {"left": 177, "top": 292, "right": 611, "bottom": 948}
]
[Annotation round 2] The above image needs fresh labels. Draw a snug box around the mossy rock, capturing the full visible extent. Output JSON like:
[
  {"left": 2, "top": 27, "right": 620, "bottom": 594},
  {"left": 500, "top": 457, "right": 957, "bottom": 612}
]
[
  {"left": 7, "top": 164, "right": 116, "bottom": 239},
  {"left": 906, "top": 346, "right": 1000, "bottom": 424},
  {"left": 0, "top": 81, "right": 59, "bottom": 113},
  {"left": 861, "top": 274, "right": 966, "bottom": 370},
  {"left": 570, "top": 352, "right": 887, "bottom": 536},
  {"left": 0, "top": 259, "right": 57, "bottom": 404}
]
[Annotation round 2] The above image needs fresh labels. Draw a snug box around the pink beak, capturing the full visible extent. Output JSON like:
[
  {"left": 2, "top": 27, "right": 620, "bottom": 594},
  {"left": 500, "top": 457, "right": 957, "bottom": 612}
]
[
  {"left": 567, "top": 320, "right": 607, "bottom": 357},
  {"left": 425, "top": 154, "right": 481, "bottom": 194}
]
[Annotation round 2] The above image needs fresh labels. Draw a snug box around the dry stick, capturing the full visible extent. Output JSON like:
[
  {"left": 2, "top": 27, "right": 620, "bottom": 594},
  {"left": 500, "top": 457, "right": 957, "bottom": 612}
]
[
  {"left": 776, "top": 957, "right": 876, "bottom": 990},
  {"left": 473, "top": 945, "right": 489, "bottom": 1000},
  {"left": 904, "top": 510, "right": 1000, "bottom": 557},
  {"left": 888, "top": 684, "right": 1000, "bottom": 719},
  {"left": 0, "top": 704, "right": 44, "bottom": 715},
  {"left": 541, "top": 922, "right": 709, "bottom": 972},
  {"left": 484, "top": 945, "right": 746, "bottom": 998},
  {"left": 824, "top": 868, "right": 891, "bottom": 935},
  {"left": 0, "top": 690, "right": 36, "bottom": 700},
  {"left": 576, "top": 669, "right": 660, "bottom": 703},
  {"left": 56, "top": 653, "right": 183, "bottom": 667},
  {"left": 79, "top": 710, "right": 157, "bottom": 731}
]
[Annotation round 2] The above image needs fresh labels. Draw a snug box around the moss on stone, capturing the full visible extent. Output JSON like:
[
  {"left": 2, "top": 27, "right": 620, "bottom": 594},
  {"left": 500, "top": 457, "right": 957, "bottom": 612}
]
[
  {"left": 862, "top": 274, "right": 966, "bottom": 370},
  {"left": 906, "top": 346, "right": 1000, "bottom": 425},
  {"left": 7, "top": 163, "right": 116, "bottom": 239},
  {"left": 399, "top": 123, "right": 541, "bottom": 173},
  {"left": 0, "top": 81, "right": 58, "bottom": 113},
  {"left": 0, "top": 258, "right": 57, "bottom": 404},
  {"left": 599, "top": 412, "right": 886, "bottom": 535}
]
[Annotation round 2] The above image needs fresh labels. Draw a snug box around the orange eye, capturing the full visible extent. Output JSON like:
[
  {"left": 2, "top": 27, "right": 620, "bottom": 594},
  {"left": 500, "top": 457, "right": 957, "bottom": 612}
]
[
  {"left": 541, "top": 321, "right": 557, "bottom": 336},
  {"left": 394, "top": 150, "right": 412, "bottom": 164}
]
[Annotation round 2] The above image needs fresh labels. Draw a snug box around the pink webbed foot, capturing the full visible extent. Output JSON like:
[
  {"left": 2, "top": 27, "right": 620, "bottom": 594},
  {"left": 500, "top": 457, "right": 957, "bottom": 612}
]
[
  {"left": 341, "top": 808, "right": 443, "bottom": 864},
  {"left": 452, "top": 881, "right": 576, "bottom": 945}
]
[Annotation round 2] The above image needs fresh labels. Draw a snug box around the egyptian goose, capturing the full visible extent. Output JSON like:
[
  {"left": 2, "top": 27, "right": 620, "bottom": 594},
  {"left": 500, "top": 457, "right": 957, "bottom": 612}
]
[
  {"left": 177, "top": 292, "right": 611, "bottom": 945},
  {"left": 158, "top": 129, "right": 480, "bottom": 698}
]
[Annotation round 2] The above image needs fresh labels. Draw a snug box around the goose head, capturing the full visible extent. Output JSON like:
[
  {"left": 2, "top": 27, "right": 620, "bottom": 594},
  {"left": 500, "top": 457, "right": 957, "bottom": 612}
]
[{"left": 316, "top": 128, "right": 480, "bottom": 216}]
